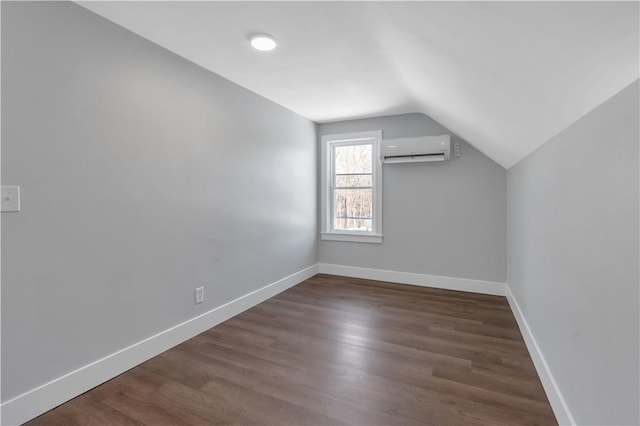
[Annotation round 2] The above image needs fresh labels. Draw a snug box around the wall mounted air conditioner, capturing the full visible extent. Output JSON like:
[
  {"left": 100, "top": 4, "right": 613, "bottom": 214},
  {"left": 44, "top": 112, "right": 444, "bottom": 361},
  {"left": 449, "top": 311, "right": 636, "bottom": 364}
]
[{"left": 381, "top": 135, "right": 451, "bottom": 164}]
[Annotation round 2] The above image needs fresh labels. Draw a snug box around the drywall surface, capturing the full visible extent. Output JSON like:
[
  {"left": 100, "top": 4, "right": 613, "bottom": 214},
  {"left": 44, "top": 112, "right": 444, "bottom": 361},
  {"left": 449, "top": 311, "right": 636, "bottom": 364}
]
[
  {"left": 1, "top": 1, "right": 317, "bottom": 401},
  {"left": 507, "top": 80, "right": 639, "bottom": 425},
  {"left": 318, "top": 113, "right": 507, "bottom": 282}
]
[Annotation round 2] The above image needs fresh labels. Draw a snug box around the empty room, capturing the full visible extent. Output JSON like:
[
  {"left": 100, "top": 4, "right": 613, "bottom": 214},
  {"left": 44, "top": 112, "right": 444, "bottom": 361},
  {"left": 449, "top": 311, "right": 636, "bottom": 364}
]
[{"left": 1, "top": 1, "right": 638, "bottom": 425}]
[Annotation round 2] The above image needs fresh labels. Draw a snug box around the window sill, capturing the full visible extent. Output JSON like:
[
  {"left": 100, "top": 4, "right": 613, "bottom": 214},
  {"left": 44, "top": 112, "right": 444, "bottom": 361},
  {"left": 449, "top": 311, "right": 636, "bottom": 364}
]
[{"left": 320, "top": 232, "right": 383, "bottom": 244}]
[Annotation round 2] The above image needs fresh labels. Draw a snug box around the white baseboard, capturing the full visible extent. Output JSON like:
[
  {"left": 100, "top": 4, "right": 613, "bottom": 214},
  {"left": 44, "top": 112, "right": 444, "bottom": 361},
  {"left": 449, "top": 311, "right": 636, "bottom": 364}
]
[
  {"left": 0, "top": 264, "right": 319, "bottom": 426},
  {"left": 318, "top": 263, "right": 507, "bottom": 296},
  {"left": 505, "top": 285, "right": 575, "bottom": 426}
]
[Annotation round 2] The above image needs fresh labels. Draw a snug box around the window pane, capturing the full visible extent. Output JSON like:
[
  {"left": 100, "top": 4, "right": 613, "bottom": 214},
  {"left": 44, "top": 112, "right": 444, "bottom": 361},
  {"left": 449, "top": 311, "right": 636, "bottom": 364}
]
[
  {"left": 335, "top": 144, "right": 372, "bottom": 175},
  {"left": 333, "top": 188, "right": 373, "bottom": 232},
  {"left": 335, "top": 173, "right": 372, "bottom": 188}
]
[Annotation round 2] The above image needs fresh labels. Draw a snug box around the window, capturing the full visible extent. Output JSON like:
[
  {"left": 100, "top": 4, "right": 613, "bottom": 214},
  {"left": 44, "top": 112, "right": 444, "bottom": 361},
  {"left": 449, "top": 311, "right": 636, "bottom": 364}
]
[{"left": 321, "top": 131, "right": 383, "bottom": 243}]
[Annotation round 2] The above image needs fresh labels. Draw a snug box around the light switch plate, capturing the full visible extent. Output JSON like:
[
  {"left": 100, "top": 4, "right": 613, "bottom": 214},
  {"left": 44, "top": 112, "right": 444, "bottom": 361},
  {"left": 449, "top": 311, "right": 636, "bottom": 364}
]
[{"left": 1, "top": 186, "right": 20, "bottom": 212}]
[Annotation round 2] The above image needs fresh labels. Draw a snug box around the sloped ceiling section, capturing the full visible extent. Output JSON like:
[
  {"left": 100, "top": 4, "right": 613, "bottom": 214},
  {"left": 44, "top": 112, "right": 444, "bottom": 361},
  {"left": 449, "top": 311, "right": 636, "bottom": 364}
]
[{"left": 79, "top": 1, "right": 639, "bottom": 168}]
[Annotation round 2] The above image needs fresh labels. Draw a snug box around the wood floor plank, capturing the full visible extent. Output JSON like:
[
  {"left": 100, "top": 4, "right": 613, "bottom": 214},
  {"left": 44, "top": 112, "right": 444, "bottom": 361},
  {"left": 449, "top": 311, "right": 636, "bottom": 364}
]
[
  {"left": 162, "top": 345, "right": 426, "bottom": 426},
  {"left": 25, "top": 274, "right": 557, "bottom": 425},
  {"left": 195, "top": 326, "right": 553, "bottom": 424}
]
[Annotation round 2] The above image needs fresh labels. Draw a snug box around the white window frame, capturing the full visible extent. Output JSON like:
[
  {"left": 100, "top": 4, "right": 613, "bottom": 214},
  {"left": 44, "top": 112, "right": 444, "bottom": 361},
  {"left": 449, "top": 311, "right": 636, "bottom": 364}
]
[{"left": 320, "top": 130, "right": 383, "bottom": 244}]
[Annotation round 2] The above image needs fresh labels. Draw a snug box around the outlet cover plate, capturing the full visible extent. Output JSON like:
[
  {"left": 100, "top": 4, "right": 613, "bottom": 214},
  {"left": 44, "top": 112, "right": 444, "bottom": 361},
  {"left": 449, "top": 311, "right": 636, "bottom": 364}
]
[{"left": 195, "top": 287, "right": 204, "bottom": 304}]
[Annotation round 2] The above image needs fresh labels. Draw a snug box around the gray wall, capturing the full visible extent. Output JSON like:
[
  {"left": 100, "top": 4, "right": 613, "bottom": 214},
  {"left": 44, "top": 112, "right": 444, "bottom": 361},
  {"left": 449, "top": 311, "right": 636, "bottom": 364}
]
[
  {"left": 1, "top": 1, "right": 317, "bottom": 401},
  {"left": 318, "top": 113, "right": 507, "bottom": 283},
  {"left": 507, "top": 80, "right": 639, "bottom": 425}
]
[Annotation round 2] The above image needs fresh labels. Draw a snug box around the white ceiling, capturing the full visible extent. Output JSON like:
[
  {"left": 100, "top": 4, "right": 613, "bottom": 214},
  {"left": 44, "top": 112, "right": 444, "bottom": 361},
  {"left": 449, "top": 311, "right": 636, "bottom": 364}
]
[{"left": 79, "top": 1, "right": 639, "bottom": 168}]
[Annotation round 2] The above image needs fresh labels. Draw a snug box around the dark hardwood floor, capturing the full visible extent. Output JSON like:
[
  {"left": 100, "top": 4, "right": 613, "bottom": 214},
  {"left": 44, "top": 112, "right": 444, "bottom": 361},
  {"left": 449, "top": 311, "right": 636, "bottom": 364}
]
[{"left": 26, "top": 274, "right": 557, "bottom": 425}]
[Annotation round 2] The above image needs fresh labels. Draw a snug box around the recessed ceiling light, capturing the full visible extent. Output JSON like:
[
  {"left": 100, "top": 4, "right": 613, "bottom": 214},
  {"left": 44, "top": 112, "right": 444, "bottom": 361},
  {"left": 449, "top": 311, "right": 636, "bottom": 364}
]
[{"left": 250, "top": 34, "right": 276, "bottom": 51}]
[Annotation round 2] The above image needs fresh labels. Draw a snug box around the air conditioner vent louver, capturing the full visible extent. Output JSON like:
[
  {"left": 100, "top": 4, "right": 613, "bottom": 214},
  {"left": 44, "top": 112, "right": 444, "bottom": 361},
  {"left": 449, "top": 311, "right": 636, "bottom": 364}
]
[{"left": 381, "top": 135, "right": 450, "bottom": 164}]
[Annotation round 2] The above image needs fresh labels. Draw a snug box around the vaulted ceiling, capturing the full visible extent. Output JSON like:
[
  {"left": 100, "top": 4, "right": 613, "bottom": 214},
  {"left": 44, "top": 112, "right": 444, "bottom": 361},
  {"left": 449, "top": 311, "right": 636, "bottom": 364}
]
[{"left": 79, "top": 1, "right": 639, "bottom": 168}]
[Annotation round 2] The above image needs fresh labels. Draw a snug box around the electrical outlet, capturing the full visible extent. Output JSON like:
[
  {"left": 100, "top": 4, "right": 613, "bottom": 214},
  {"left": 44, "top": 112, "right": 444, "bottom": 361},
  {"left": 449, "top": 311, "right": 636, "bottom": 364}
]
[
  {"left": 453, "top": 143, "right": 461, "bottom": 158},
  {"left": 195, "top": 287, "right": 204, "bottom": 304}
]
